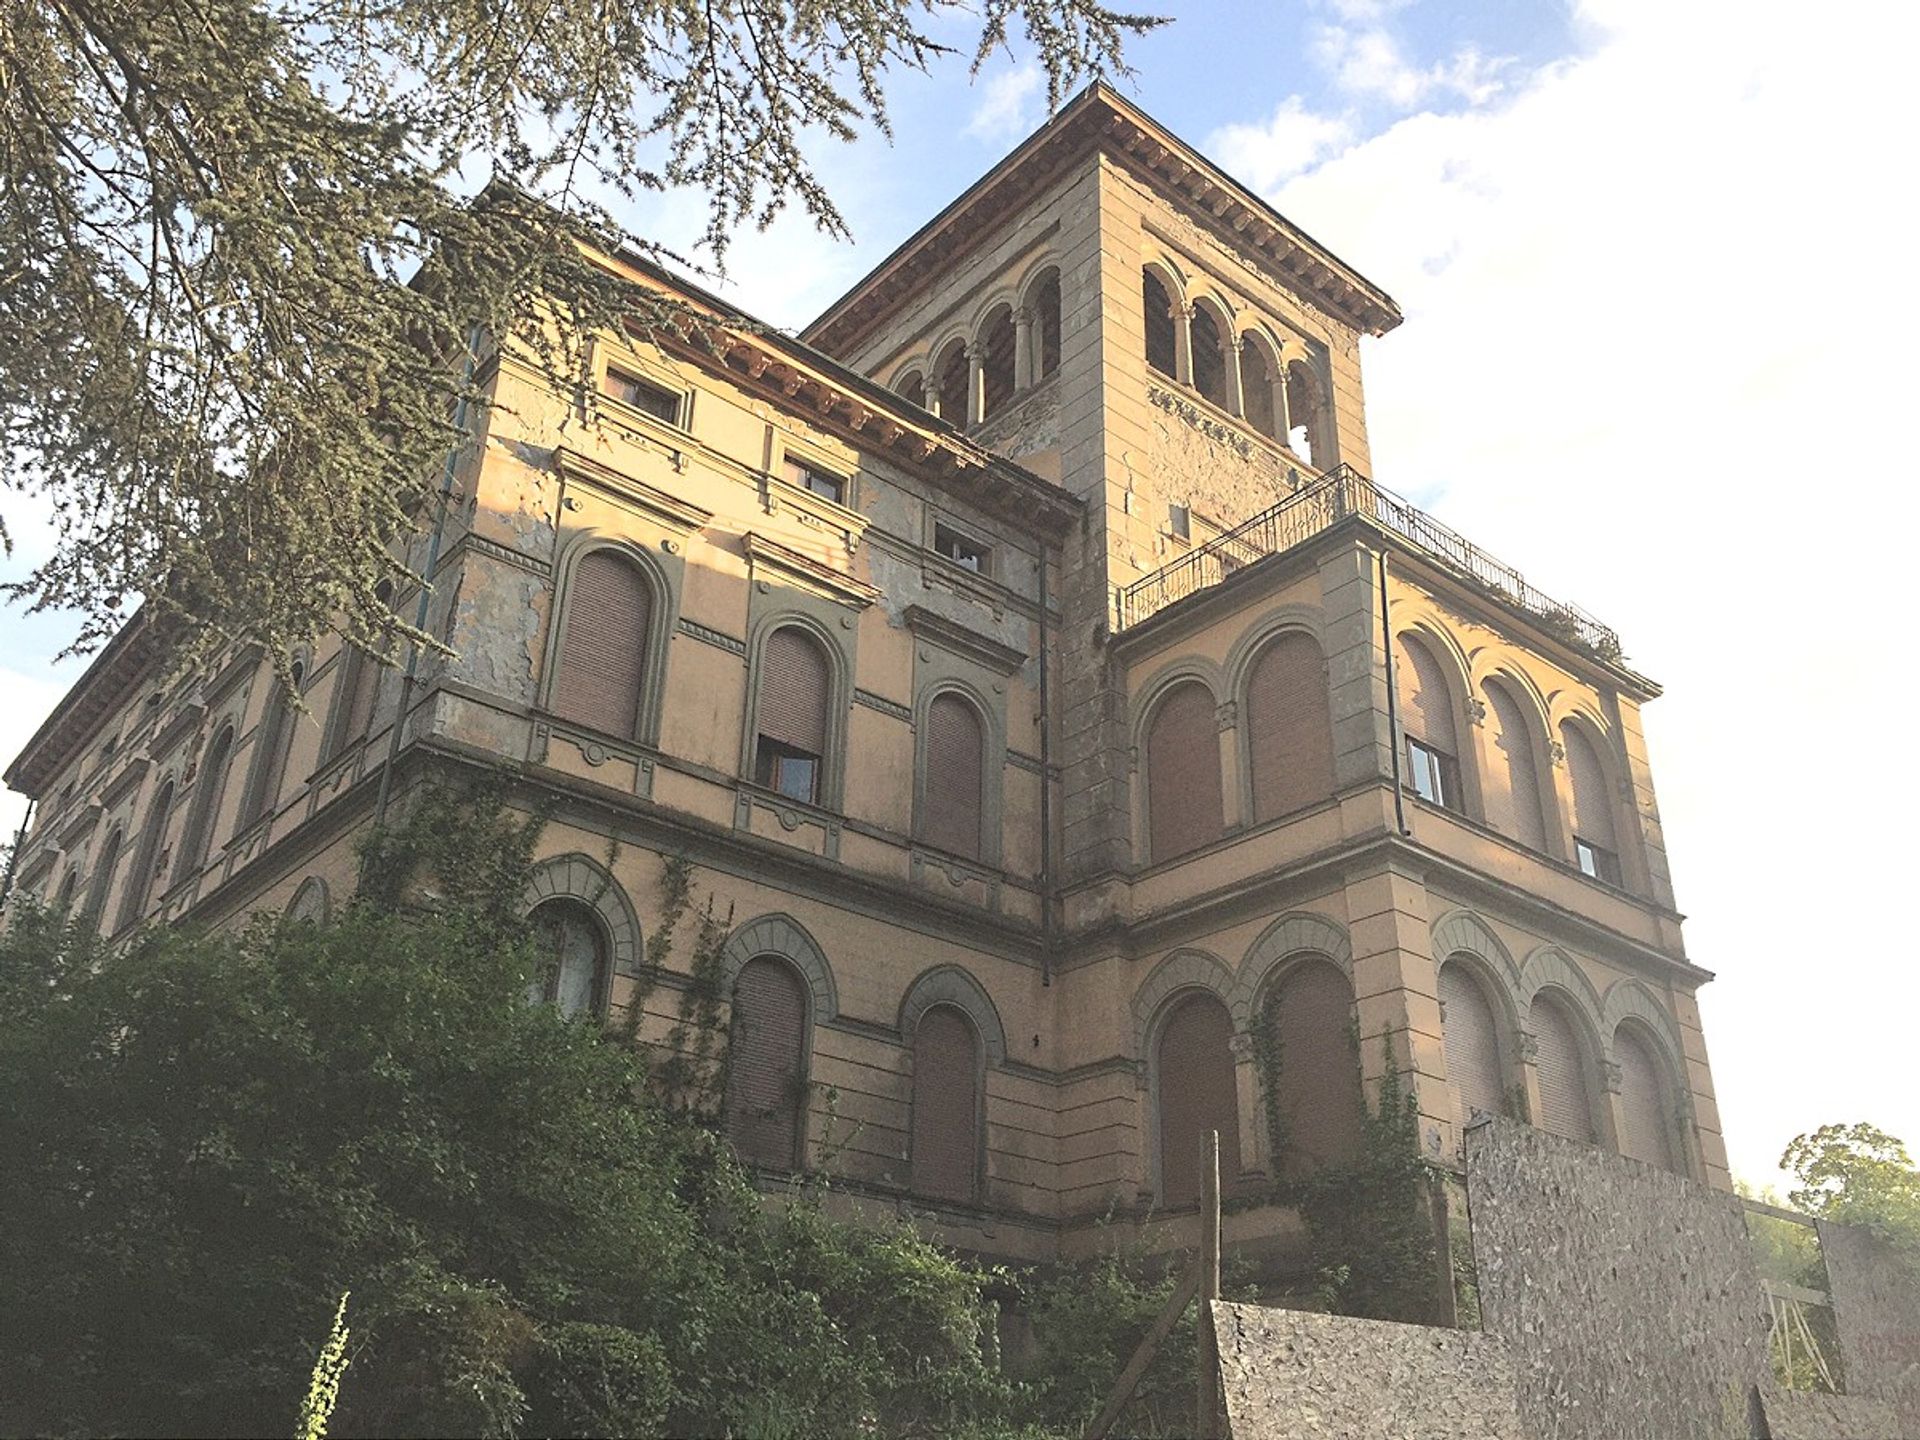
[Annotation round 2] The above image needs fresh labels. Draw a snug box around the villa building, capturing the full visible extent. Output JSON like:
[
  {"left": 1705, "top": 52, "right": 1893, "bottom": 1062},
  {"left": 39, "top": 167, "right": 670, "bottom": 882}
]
[{"left": 3, "top": 85, "right": 1727, "bottom": 1266}]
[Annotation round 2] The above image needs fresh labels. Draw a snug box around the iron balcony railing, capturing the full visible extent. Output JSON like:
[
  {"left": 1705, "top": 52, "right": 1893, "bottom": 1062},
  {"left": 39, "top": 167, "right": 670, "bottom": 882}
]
[{"left": 1114, "top": 465, "right": 1623, "bottom": 661}]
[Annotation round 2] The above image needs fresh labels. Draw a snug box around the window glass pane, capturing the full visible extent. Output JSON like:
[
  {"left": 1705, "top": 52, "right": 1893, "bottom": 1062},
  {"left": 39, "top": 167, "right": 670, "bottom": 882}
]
[
  {"left": 783, "top": 459, "right": 844, "bottom": 504},
  {"left": 531, "top": 904, "right": 603, "bottom": 1018},
  {"left": 1575, "top": 839, "right": 1598, "bottom": 877},
  {"left": 775, "top": 755, "right": 818, "bottom": 803},
  {"left": 1407, "top": 739, "right": 1441, "bottom": 804},
  {"left": 933, "top": 522, "right": 990, "bottom": 574},
  {"left": 604, "top": 368, "right": 679, "bottom": 424}
]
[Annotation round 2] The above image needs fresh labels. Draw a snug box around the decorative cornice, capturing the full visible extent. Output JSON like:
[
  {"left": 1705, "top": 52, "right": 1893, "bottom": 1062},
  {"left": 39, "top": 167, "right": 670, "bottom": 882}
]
[
  {"left": 802, "top": 83, "right": 1402, "bottom": 356},
  {"left": 903, "top": 605, "right": 1027, "bottom": 675},
  {"left": 448, "top": 531, "right": 554, "bottom": 578},
  {"left": 743, "top": 531, "right": 883, "bottom": 609},
  {"left": 555, "top": 446, "right": 714, "bottom": 533},
  {"left": 676, "top": 618, "right": 747, "bottom": 656},
  {"left": 854, "top": 688, "right": 912, "bottom": 722}
]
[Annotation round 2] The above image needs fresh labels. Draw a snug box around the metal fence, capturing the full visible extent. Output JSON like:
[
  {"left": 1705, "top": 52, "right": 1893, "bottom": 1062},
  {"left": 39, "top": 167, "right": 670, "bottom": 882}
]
[{"left": 1113, "top": 466, "right": 1623, "bottom": 662}]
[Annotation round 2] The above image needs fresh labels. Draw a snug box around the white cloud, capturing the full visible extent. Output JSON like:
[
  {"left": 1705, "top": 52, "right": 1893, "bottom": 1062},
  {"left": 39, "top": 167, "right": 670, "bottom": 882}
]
[
  {"left": 966, "top": 65, "right": 1043, "bottom": 144},
  {"left": 1261, "top": 0, "right": 1920, "bottom": 1186},
  {"left": 1209, "top": 98, "right": 1355, "bottom": 194},
  {"left": 1315, "top": 24, "right": 1514, "bottom": 108}
]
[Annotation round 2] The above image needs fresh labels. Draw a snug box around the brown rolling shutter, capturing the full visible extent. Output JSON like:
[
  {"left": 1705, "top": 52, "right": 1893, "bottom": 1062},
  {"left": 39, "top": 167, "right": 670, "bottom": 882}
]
[
  {"left": 923, "top": 694, "right": 985, "bottom": 859},
  {"left": 757, "top": 626, "right": 829, "bottom": 754},
  {"left": 1615, "top": 1026, "right": 1676, "bottom": 1171},
  {"left": 180, "top": 727, "right": 235, "bottom": 872},
  {"left": 1530, "top": 993, "right": 1596, "bottom": 1143},
  {"left": 1483, "top": 681, "right": 1548, "bottom": 851},
  {"left": 1439, "top": 961, "right": 1507, "bottom": 1136},
  {"left": 726, "top": 957, "right": 808, "bottom": 1169},
  {"left": 1246, "top": 632, "right": 1335, "bottom": 823},
  {"left": 1268, "top": 960, "right": 1363, "bottom": 1178},
  {"left": 1561, "top": 724, "right": 1618, "bottom": 851},
  {"left": 910, "top": 1005, "right": 982, "bottom": 1203},
  {"left": 83, "top": 828, "right": 123, "bottom": 925},
  {"left": 1146, "top": 682, "right": 1224, "bottom": 862},
  {"left": 551, "top": 549, "right": 651, "bottom": 739},
  {"left": 1394, "top": 633, "right": 1456, "bottom": 752},
  {"left": 118, "top": 780, "right": 173, "bottom": 929},
  {"left": 1143, "top": 271, "right": 1178, "bottom": 377},
  {"left": 343, "top": 650, "right": 379, "bottom": 743},
  {"left": 1157, "top": 992, "right": 1242, "bottom": 1207}
]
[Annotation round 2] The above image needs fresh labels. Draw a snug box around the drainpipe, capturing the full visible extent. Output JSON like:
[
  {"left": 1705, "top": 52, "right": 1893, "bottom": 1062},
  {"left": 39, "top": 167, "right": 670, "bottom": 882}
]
[
  {"left": 1379, "top": 549, "right": 1410, "bottom": 837},
  {"left": 372, "top": 324, "right": 483, "bottom": 832},
  {"left": 0, "top": 797, "right": 36, "bottom": 910},
  {"left": 1037, "top": 542, "right": 1055, "bottom": 988}
]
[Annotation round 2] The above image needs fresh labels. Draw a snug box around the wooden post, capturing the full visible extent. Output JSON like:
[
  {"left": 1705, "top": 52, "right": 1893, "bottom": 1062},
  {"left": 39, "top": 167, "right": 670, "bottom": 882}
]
[{"left": 1197, "top": 1128, "right": 1222, "bottom": 1440}]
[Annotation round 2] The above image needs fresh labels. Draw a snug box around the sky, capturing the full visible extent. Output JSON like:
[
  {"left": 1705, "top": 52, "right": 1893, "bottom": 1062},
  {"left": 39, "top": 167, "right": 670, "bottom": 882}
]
[{"left": 4, "top": 0, "right": 1916, "bottom": 1191}]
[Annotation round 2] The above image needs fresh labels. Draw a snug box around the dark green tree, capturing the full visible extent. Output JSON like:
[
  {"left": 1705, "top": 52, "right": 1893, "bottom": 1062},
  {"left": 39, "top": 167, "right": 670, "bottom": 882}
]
[
  {"left": 0, "top": 790, "right": 1023, "bottom": 1437},
  {"left": 0, "top": 0, "right": 1161, "bottom": 670},
  {"left": 1782, "top": 1122, "right": 1920, "bottom": 1260}
]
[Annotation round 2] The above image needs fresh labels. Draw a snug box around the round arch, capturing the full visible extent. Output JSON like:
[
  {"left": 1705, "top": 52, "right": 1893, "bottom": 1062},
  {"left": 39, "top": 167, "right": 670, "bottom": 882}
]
[
  {"left": 899, "top": 964, "right": 1008, "bottom": 1066},
  {"left": 1234, "top": 911, "right": 1352, "bottom": 1025},
  {"left": 1601, "top": 978, "right": 1688, "bottom": 1071},
  {"left": 1131, "top": 948, "right": 1237, "bottom": 1060},
  {"left": 1222, "top": 604, "right": 1328, "bottom": 698},
  {"left": 523, "top": 852, "right": 645, "bottom": 984},
  {"left": 285, "top": 875, "right": 331, "bottom": 924},
  {"left": 541, "top": 531, "right": 678, "bottom": 741},
  {"left": 721, "top": 911, "right": 839, "bottom": 1022},
  {"left": 1517, "top": 944, "right": 1607, "bottom": 1026},
  {"left": 1128, "top": 658, "right": 1227, "bottom": 757}
]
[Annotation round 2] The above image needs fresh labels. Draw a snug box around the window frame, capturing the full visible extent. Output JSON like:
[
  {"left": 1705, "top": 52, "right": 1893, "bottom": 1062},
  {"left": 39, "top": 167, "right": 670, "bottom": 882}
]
[
  {"left": 600, "top": 366, "right": 683, "bottom": 426},
  {"left": 931, "top": 521, "right": 993, "bottom": 577},
  {"left": 526, "top": 898, "right": 612, "bottom": 1020},
  {"left": 590, "top": 340, "right": 694, "bottom": 435},
  {"left": 755, "top": 738, "right": 821, "bottom": 805},
  {"left": 741, "top": 612, "right": 850, "bottom": 814},
  {"left": 1405, "top": 735, "right": 1462, "bottom": 812},
  {"left": 1573, "top": 836, "right": 1623, "bottom": 886}
]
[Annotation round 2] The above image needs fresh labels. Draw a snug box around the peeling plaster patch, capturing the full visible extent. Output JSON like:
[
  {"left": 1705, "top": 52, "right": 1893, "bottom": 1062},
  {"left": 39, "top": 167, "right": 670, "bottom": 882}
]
[{"left": 449, "top": 569, "right": 542, "bottom": 701}]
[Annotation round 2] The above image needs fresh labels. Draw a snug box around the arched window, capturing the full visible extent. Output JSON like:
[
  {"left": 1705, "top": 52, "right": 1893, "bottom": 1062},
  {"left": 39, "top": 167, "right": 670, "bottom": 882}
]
[
  {"left": 551, "top": 548, "right": 654, "bottom": 740},
  {"left": 83, "top": 828, "right": 124, "bottom": 928},
  {"left": 1395, "top": 634, "right": 1461, "bottom": 812},
  {"left": 1240, "top": 339, "right": 1277, "bottom": 439},
  {"left": 752, "top": 625, "right": 830, "bottom": 805},
  {"left": 1145, "top": 681, "right": 1224, "bottom": 863},
  {"left": 896, "top": 370, "right": 927, "bottom": 410},
  {"left": 1439, "top": 960, "right": 1508, "bottom": 1136},
  {"left": 910, "top": 1003, "right": 982, "bottom": 1203},
  {"left": 118, "top": 778, "right": 174, "bottom": 930},
  {"left": 1561, "top": 723, "right": 1621, "bottom": 884},
  {"left": 1245, "top": 632, "right": 1334, "bottom": 823},
  {"left": 978, "top": 305, "right": 1016, "bottom": 419},
  {"left": 1614, "top": 1024, "right": 1678, "bottom": 1172},
  {"left": 242, "top": 659, "right": 305, "bottom": 828},
  {"left": 725, "top": 955, "right": 809, "bottom": 1170},
  {"left": 1156, "top": 991, "right": 1240, "bottom": 1207},
  {"left": 1285, "top": 361, "right": 1320, "bottom": 465},
  {"left": 1263, "top": 960, "right": 1363, "bottom": 1178},
  {"left": 526, "top": 899, "right": 609, "bottom": 1019},
  {"left": 178, "top": 724, "right": 236, "bottom": 875},
  {"left": 1142, "top": 269, "right": 1178, "bottom": 378},
  {"left": 934, "top": 341, "right": 970, "bottom": 425},
  {"left": 1481, "top": 679, "right": 1547, "bottom": 851},
  {"left": 1190, "top": 305, "right": 1229, "bottom": 410},
  {"left": 327, "top": 580, "right": 392, "bottom": 760},
  {"left": 1031, "top": 270, "right": 1062, "bottom": 381},
  {"left": 53, "top": 867, "right": 80, "bottom": 912},
  {"left": 1529, "top": 991, "right": 1597, "bottom": 1144},
  {"left": 921, "top": 692, "right": 986, "bottom": 860}
]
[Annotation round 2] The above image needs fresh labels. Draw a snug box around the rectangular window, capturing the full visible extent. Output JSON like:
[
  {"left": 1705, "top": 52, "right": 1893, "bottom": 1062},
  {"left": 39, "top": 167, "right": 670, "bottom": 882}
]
[
  {"left": 1406, "top": 737, "right": 1460, "bottom": 811},
  {"left": 1169, "top": 503, "right": 1191, "bottom": 542},
  {"left": 756, "top": 738, "right": 820, "bottom": 805},
  {"left": 603, "top": 368, "right": 681, "bottom": 425},
  {"left": 782, "top": 458, "right": 846, "bottom": 506},
  {"left": 1575, "top": 837, "right": 1622, "bottom": 886},
  {"left": 933, "top": 522, "right": 991, "bottom": 575}
]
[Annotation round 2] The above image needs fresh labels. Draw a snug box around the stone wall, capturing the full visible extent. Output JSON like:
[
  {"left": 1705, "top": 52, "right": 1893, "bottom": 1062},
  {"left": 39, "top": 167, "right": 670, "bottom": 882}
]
[
  {"left": 1211, "top": 1120, "right": 1919, "bottom": 1440},
  {"left": 1817, "top": 1220, "right": 1920, "bottom": 1421},
  {"left": 1465, "top": 1118, "right": 1768, "bottom": 1440},
  {"left": 1213, "top": 1302, "right": 1528, "bottom": 1440}
]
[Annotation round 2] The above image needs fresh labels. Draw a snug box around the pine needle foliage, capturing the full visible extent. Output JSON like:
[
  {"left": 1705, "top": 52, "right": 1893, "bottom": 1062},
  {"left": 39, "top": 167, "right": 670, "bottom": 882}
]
[{"left": 0, "top": 0, "right": 1163, "bottom": 672}]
